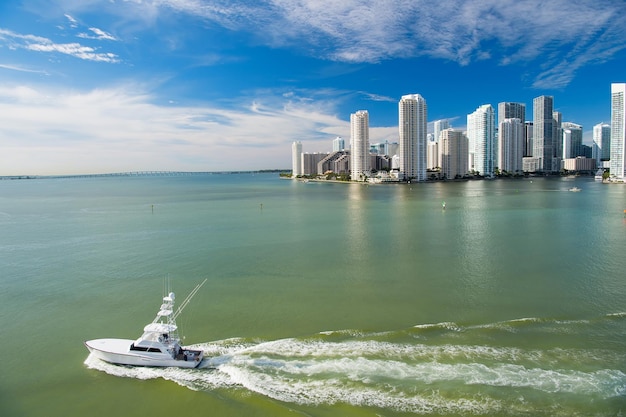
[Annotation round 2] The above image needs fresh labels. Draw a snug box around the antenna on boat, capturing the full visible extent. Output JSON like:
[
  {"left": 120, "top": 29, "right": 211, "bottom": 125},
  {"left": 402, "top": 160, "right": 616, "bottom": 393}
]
[
  {"left": 162, "top": 274, "right": 172, "bottom": 299},
  {"left": 173, "top": 278, "right": 207, "bottom": 320}
]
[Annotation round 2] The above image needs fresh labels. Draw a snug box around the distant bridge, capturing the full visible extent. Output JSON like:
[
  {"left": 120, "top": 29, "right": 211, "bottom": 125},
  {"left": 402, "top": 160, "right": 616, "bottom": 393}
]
[
  {"left": 47, "top": 171, "right": 213, "bottom": 179},
  {"left": 1, "top": 170, "right": 287, "bottom": 180}
]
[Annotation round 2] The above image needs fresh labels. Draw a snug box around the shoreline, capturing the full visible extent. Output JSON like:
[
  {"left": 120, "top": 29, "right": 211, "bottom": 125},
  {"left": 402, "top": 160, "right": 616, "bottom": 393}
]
[{"left": 288, "top": 173, "right": 616, "bottom": 185}]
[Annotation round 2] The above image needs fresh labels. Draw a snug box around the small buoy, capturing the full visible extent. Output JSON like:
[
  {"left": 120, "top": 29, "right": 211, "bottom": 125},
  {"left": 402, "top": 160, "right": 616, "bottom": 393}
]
[{"left": 442, "top": 201, "right": 446, "bottom": 210}]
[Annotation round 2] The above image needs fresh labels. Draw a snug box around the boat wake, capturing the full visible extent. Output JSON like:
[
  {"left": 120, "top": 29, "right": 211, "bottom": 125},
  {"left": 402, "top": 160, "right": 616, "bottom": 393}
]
[{"left": 84, "top": 314, "right": 626, "bottom": 415}]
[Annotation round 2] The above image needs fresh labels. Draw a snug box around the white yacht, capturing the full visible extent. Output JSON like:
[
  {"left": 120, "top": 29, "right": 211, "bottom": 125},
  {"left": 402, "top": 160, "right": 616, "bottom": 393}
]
[{"left": 85, "top": 279, "right": 206, "bottom": 368}]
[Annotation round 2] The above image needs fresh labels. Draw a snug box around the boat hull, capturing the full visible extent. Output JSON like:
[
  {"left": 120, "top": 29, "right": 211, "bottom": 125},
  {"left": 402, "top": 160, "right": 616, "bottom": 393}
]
[{"left": 85, "top": 338, "right": 203, "bottom": 368}]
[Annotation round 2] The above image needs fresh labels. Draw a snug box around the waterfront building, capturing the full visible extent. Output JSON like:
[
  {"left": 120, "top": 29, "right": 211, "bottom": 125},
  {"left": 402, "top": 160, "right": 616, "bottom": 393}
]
[
  {"left": 610, "top": 83, "right": 626, "bottom": 179},
  {"left": 524, "top": 122, "right": 533, "bottom": 156},
  {"left": 553, "top": 111, "right": 563, "bottom": 162},
  {"left": 391, "top": 154, "right": 400, "bottom": 170},
  {"left": 498, "top": 118, "right": 524, "bottom": 174},
  {"left": 371, "top": 154, "right": 392, "bottom": 171},
  {"left": 399, "top": 94, "right": 428, "bottom": 181},
  {"left": 292, "top": 141, "right": 302, "bottom": 176},
  {"left": 427, "top": 140, "right": 439, "bottom": 170},
  {"left": 301, "top": 152, "right": 329, "bottom": 176},
  {"left": 439, "top": 128, "right": 468, "bottom": 180},
  {"left": 562, "top": 122, "right": 583, "bottom": 159},
  {"left": 467, "top": 104, "right": 496, "bottom": 176},
  {"left": 332, "top": 137, "right": 345, "bottom": 152},
  {"left": 533, "top": 95, "right": 555, "bottom": 172},
  {"left": 522, "top": 156, "right": 541, "bottom": 173},
  {"left": 563, "top": 156, "right": 596, "bottom": 172},
  {"left": 350, "top": 110, "right": 370, "bottom": 181},
  {"left": 593, "top": 123, "right": 611, "bottom": 167},
  {"left": 318, "top": 151, "right": 350, "bottom": 175}
]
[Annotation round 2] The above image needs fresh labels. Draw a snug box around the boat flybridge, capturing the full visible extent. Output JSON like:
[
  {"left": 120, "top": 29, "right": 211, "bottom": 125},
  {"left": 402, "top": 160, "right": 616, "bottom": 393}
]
[{"left": 85, "top": 279, "right": 207, "bottom": 368}]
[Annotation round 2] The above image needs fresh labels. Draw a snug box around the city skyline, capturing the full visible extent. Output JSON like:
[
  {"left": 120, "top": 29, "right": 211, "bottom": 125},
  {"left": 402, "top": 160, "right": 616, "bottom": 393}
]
[{"left": 1, "top": 1, "right": 626, "bottom": 175}]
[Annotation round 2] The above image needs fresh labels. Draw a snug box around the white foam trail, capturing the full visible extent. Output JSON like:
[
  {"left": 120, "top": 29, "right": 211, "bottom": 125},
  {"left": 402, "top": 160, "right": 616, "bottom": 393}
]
[
  {"left": 198, "top": 338, "right": 621, "bottom": 368},
  {"left": 217, "top": 359, "right": 502, "bottom": 414},
  {"left": 84, "top": 334, "right": 626, "bottom": 415}
]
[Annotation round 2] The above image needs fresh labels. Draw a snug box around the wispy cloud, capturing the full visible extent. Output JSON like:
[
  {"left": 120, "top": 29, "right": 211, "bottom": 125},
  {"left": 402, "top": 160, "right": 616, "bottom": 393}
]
[
  {"left": 0, "top": 84, "right": 349, "bottom": 174},
  {"left": 0, "top": 28, "right": 119, "bottom": 63},
  {"left": 361, "top": 92, "right": 396, "bottom": 103},
  {"left": 0, "top": 63, "right": 49, "bottom": 75},
  {"left": 26, "top": 42, "right": 119, "bottom": 62},
  {"left": 64, "top": 14, "right": 78, "bottom": 28},
  {"left": 138, "top": 0, "right": 626, "bottom": 89},
  {"left": 78, "top": 27, "right": 118, "bottom": 41}
]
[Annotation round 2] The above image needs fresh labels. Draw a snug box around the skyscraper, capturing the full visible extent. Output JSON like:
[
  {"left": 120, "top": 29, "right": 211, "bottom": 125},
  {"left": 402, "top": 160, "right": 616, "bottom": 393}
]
[
  {"left": 350, "top": 110, "right": 370, "bottom": 181},
  {"left": 592, "top": 123, "right": 611, "bottom": 166},
  {"left": 433, "top": 119, "right": 451, "bottom": 142},
  {"left": 439, "top": 128, "right": 468, "bottom": 180},
  {"left": 553, "top": 111, "right": 563, "bottom": 162},
  {"left": 533, "top": 95, "right": 554, "bottom": 172},
  {"left": 467, "top": 104, "right": 495, "bottom": 176},
  {"left": 292, "top": 141, "right": 302, "bottom": 177},
  {"left": 498, "top": 118, "right": 524, "bottom": 174},
  {"left": 524, "top": 121, "right": 534, "bottom": 157},
  {"left": 497, "top": 102, "right": 526, "bottom": 127},
  {"left": 398, "top": 94, "right": 428, "bottom": 181},
  {"left": 561, "top": 122, "right": 583, "bottom": 159},
  {"left": 610, "top": 83, "right": 626, "bottom": 179},
  {"left": 427, "top": 140, "right": 439, "bottom": 170}
]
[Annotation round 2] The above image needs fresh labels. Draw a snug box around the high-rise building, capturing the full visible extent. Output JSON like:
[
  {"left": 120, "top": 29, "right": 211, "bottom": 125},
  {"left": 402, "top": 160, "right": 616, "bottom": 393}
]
[
  {"left": 332, "top": 136, "right": 345, "bottom": 152},
  {"left": 439, "top": 128, "right": 468, "bottom": 180},
  {"left": 318, "top": 151, "right": 350, "bottom": 175},
  {"left": 387, "top": 142, "right": 399, "bottom": 158},
  {"left": 553, "top": 111, "right": 563, "bottom": 162},
  {"left": 467, "top": 104, "right": 496, "bottom": 176},
  {"left": 350, "top": 110, "right": 370, "bottom": 181},
  {"left": 592, "top": 123, "right": 611, "bottom": 166},
  {"left": 524, "top": 121, "right": 534, "bottom": 156},
  {"left": 399, "top": 94, "right": 428, "bottom": 181},
  {"left": 561, "top": 122, "right": 583, "bottom": 159},
  {"left": 433, "top": 119, "right": 451, "bottom": 142},
  {"left": 427, "top": 140, "right": 439, "bottom": 170},
  {"left": 533, "top": 95, "right": 554, "bottom": 172},
  {"left": 610, "top": 83, "right": 626, "bottom": 179},
  {"left": 498, "top": 118, "right": 524, "bottom": 174},
  {"left": 292, "top": 141, "right": 302, "bottom": 177},
  {"left": 497, "top": 102, "right": 526, "bottom": 127},
  {"left": 301, "top": 152, "right": 328, "bottom": 176}
]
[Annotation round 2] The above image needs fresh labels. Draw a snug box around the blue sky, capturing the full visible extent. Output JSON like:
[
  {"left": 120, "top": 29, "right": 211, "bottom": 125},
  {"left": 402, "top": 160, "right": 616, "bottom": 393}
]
[{"left": 1, "top": 0, "right": 625, "bottom": 175}]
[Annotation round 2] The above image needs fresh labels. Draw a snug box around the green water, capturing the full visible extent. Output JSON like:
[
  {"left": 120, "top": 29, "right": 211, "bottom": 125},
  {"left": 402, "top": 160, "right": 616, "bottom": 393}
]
[{"left": 1, "top": 174, "right": 625, "bottom": 416}]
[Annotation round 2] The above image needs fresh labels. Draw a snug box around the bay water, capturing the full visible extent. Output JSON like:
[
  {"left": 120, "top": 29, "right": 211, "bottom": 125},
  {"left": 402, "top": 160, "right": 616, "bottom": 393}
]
[{"left": 1, "top": 173, "right": 625, "bottom": 416}]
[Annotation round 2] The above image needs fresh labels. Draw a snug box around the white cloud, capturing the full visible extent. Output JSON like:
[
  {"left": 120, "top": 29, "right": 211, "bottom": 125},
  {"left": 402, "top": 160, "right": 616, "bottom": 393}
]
[
  {"left": 133, "top": 0, "right": 626, "bottom": 89},
  {"left": 78, "top": 27, "right": 118, "bottom": 41},
  {"left": 64, "top": 14, "right": 78, "bottom": 28},
  {"left": 0, "top": 63, "right": 49, "bottom": 75},
  {"left": 0, "top": 28, "right": 120, "bottom": 63},
  {"left": 0, "top": 84, "right": 350, "bottom": 175},
  {"left": 361, "top": 92, "right": 396, "bottom": 103},
  {"left": 26, "top": 42, "right": 119, "bottom": 62},
  {"left": 44, "top": 0, "right": 626, "bottom": 88}
]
